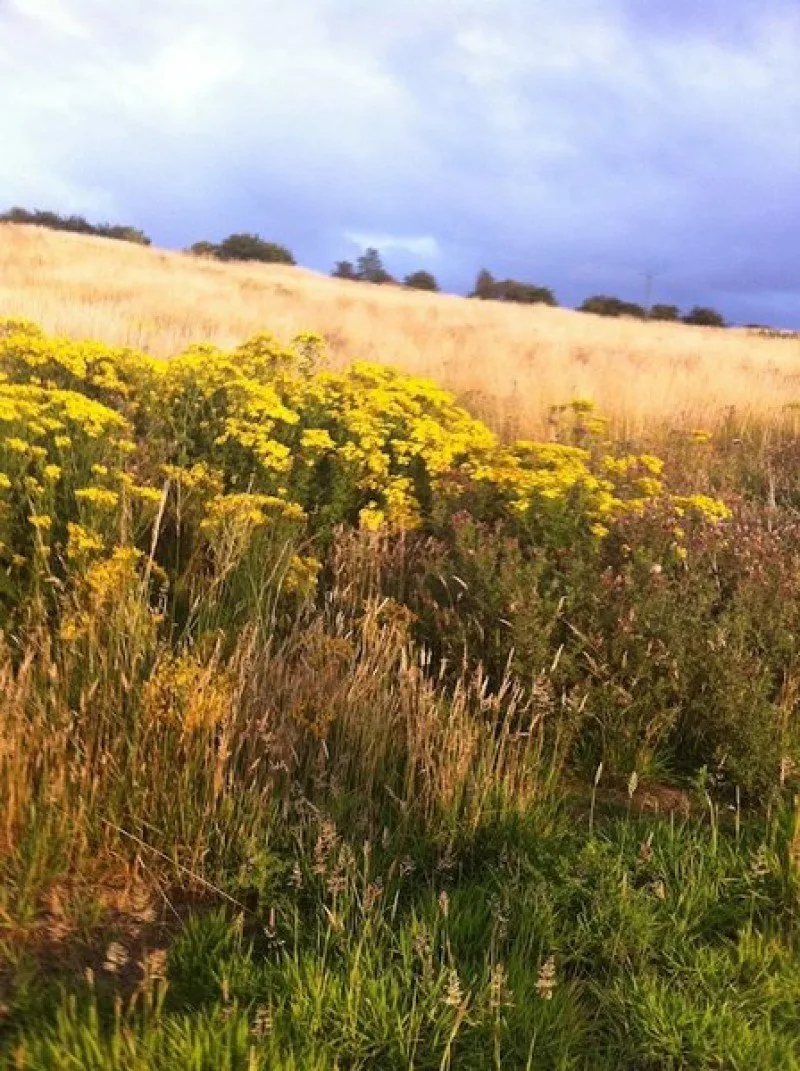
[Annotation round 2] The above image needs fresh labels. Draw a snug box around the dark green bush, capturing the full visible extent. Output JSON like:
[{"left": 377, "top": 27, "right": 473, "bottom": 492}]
[
  {"left": 1, "top": 206, "right": 150, "bottom": 245},
  {"left": 579, "top": 295, "right": 647, "bottom": 319},
  {"left": 215, "top": 233, "right": 295, "bottom": 264},
  {"left": 469, "top": 270, "right": 557, "bottom": 306},
  {"left": 649, "top": 304, "right": 680, "bottom": 322},
  {"left": 331, "top": 259, "right": 357, "bottom": 280},
  {"left": 683, "top": 306, "right": 726, "bottom": 327},
  {"left": 469, "top": 269, "right": 496, "bottom": 299},
  {"left": 186, "top": 240, "right": 219, "bottom": 257},
  {"left": 403, "top": 270, "right": 439, "bottom": 292}
]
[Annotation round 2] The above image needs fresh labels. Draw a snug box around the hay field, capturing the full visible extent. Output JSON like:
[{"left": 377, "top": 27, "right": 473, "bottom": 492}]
[{"left": 1, "top": 222, "right": 798, "bottom": 434}]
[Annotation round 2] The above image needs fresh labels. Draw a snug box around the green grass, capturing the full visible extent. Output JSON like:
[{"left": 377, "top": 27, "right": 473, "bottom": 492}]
[{"left": 3, "top": 805, "right": 800, "bottom": 1069}]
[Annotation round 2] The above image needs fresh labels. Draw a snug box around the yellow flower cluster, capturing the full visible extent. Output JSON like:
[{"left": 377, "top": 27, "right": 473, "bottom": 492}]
[
  {"left": 0, "top": 319, "right": 732, "bottom": 622},
  {"left": 0, "top": 375, "right": 136, "bottom": 576},
  {"left": 59, "top": 547, "right": 160, "bottom": 644},
  {"left": 672, "top": 494, "right": 732, "bottom": 523},
  {"left": 470, "top": 442, "right": 674, "bottom": 527},
  {"left": 143, "top": 652, "right": 234, "bottom": 733},
  {"left": 200, "top": 492, "right": 306, "bottom": 532}
]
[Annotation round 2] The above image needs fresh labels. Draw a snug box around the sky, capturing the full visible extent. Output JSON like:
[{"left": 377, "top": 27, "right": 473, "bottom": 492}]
[{"left": 1, "top": 0, "right": 799, "bottom": 327}]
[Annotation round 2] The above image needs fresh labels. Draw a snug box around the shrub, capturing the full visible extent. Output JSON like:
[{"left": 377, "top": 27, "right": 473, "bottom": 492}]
[
  {"left": 495, "top": 280, "right": 557, "bottom": 305},
  {"left": 649, "top": 304, "right": 680, "bottom": 322},
  {"left": 469, "top": 270, "right": 557, "bottom": 306},
  {"left": 331, "top": 259, "right": 357, "bottom": 280},
  {"left": 404, "top": 270, "right": 439, "bottom": 292},
  {"left": 579, "top": 295, "right": 647, "bottom": 319},
  {"left": 215, "top": 233, "right": 295, "bottom": 264},
  {"left": 1, "top": 206, "right": 151, "bottom": 245},
  {"left": 186, "top": 241, "right": 219, "bottom": 257},
  {"left": 683, "top": 306, "right": 726, "bottom": 327}
]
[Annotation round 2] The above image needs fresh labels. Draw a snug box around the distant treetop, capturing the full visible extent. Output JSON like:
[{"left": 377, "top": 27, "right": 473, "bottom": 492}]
[
  {"left": 355, "top": 248, "right": 395, "bottom": 284},
  {"left": 184, "top": 233, "right": 295, "bottom": 265},
  {"left": 330, "top": 248, "right": 397, "bottom": 284},
  {"left": 186, "top": 240, "right": 219, "bottom": 258},
  {"left": 331, "top": 260, "right": 358, "bottom": 280},
  {"left": 648, "top": 304, "right": 680, "bottom": 322},
  {"left": 682, "top": 306, "right": 726, "bottom": 328},
  {"left": 578, "top": 294, "right": 727, "bottom": 328},
  {"left": 579, "top": 295, "right": 647, "bottom": 319},
  {"left": 1, "top": 206, "right": 151, "bottom": 246},
  {"left": 403, "top": 269, "right": 439, "bottom": 292},
  {"left": 469, "top": 269, "right": 557, "bottom": 306}
]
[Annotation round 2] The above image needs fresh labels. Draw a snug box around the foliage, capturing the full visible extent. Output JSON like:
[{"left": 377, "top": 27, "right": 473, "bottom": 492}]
[
  {"left": 494, "top": 279, "right": 557, "bottom": 305},
  {"left": 214, "top": 233, "right": 296, "bottom": 265},
  {"left": 649, "top": 303, "right": 680, "bottom": 322},
  {"left": 331, "top": 259, "right": 357, "bottom": 280},
  {"left": 355, "top": 247, "right": 395, "bottom": 284},
  {"left": 683, "top": 305, "right": 726, "bottom": 328},
  {"left": 469, "top": 270, "right": 557, "bottom": 306},
  {"left": 1, "top": 206, "right": 150, "bottom": 245},
  {"left": 469, "top": 268, "right": 496, "bottom": 299},
  {"left": 403, "top": 270, "right": 439, "bottom": 292},
  {"left": 579, "top": 295, "right": 647, "bottom": 319},
  {"left": 0, "top": 321, "right": 730, "bottom": 626},
  {"left": 183, "top": 235, "right": 296, "bottom": 264},
  {"left": 579, "top": 298, "right": 727, "bottom": 328},
  {"left": 185, "top": 241, "right": 218, "bottom": 258}
]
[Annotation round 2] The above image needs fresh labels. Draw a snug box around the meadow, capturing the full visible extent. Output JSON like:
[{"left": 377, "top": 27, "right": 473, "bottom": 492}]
[
  {"left": 3, "top": 223, "right": 800, "bottom": 435},
  {"left": 1, "top": 227, "right": 800, "bottom": 1068}
]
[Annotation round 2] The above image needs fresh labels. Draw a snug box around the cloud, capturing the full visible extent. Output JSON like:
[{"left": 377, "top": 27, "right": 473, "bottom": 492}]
[
  {"left": 344, "top": 233, "right": 440, "bottom": 260},
  {"left": 0, "top": 0, "right": 798, "bottom": 325},
  {"left": 10, "top": 0, "right": 89, "bottom": 38}
]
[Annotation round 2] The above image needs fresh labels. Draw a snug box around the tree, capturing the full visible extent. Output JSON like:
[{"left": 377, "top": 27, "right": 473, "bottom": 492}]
[
  {"left": 469, "top": 269, "right": 497, "bottom": 299},
  {"left": 103, "top": 225, "right": 150, "bottom": 246},
  {"left": 356, "top": 247, "right": 394, "bottom": 284},
  {"left": 215, "top": 233, "right": 295, "bottom": 264},
  {"left": 649, "top": 304, "right": 680, "bottom": 322},
  {"left": 493, "top": 279, "right": 557, "bottom": 306},
  {"left": 1, "top": 206, "right": 151, "bottom": 245},
  {"left": 579, "top": 295, "right": 646, "bottom": 319},
  {"left": 332, "top": 260, "right": 357, "bottom": 280},
  {"left": 187, "top": 241, "right": 219, "bottom": 257},
  {"left": 683, "top": 306, "right": 725, "bottom": 328},
  {"left": 403, "top": 270, "right": 439, "bottom": 292},
  {"left": 469, "top": 269, "right": 556, "bottom": 306}
]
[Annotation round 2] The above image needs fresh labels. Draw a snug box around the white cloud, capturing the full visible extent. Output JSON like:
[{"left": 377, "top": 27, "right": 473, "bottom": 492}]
[
  {"left": 345, "top": 233, "right": 440, "bottom": 259},
  {"left": 10, "top": 0, "right": 90, "bottom": 38}
]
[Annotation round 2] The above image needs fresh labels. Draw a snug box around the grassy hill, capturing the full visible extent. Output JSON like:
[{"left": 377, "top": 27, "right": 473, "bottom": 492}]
[{"left": 2, "top": 222, "right": 800, "bottom": 435}]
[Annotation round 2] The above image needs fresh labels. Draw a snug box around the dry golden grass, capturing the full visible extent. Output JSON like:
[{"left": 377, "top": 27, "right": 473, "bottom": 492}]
[{"left": 2, "top": 222, "right": 799, "bottom": 435}]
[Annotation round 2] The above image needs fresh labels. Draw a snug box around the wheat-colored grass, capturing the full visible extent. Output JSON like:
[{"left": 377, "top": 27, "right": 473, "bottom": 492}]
[{"left": 2, "top": 222, "right": 799, "bottom": 435}]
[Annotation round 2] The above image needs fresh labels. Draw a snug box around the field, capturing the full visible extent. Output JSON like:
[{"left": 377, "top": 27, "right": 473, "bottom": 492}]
[
  {"left": 3, "top": 223, "right": 800, "bottom": 435},
  {"left": 1, "top": 226, "right": 800, "bottom": 1068}
]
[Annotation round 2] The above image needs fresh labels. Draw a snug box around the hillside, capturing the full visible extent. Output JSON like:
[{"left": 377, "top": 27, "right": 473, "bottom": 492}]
[{"left": 2, "top": 223, "right": 799, "bottom": 434}]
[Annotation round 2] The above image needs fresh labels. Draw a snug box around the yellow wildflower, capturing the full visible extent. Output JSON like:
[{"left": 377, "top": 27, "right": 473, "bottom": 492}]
[{"left": 75, "top": 487, "right": 119, "bottom": 510}]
